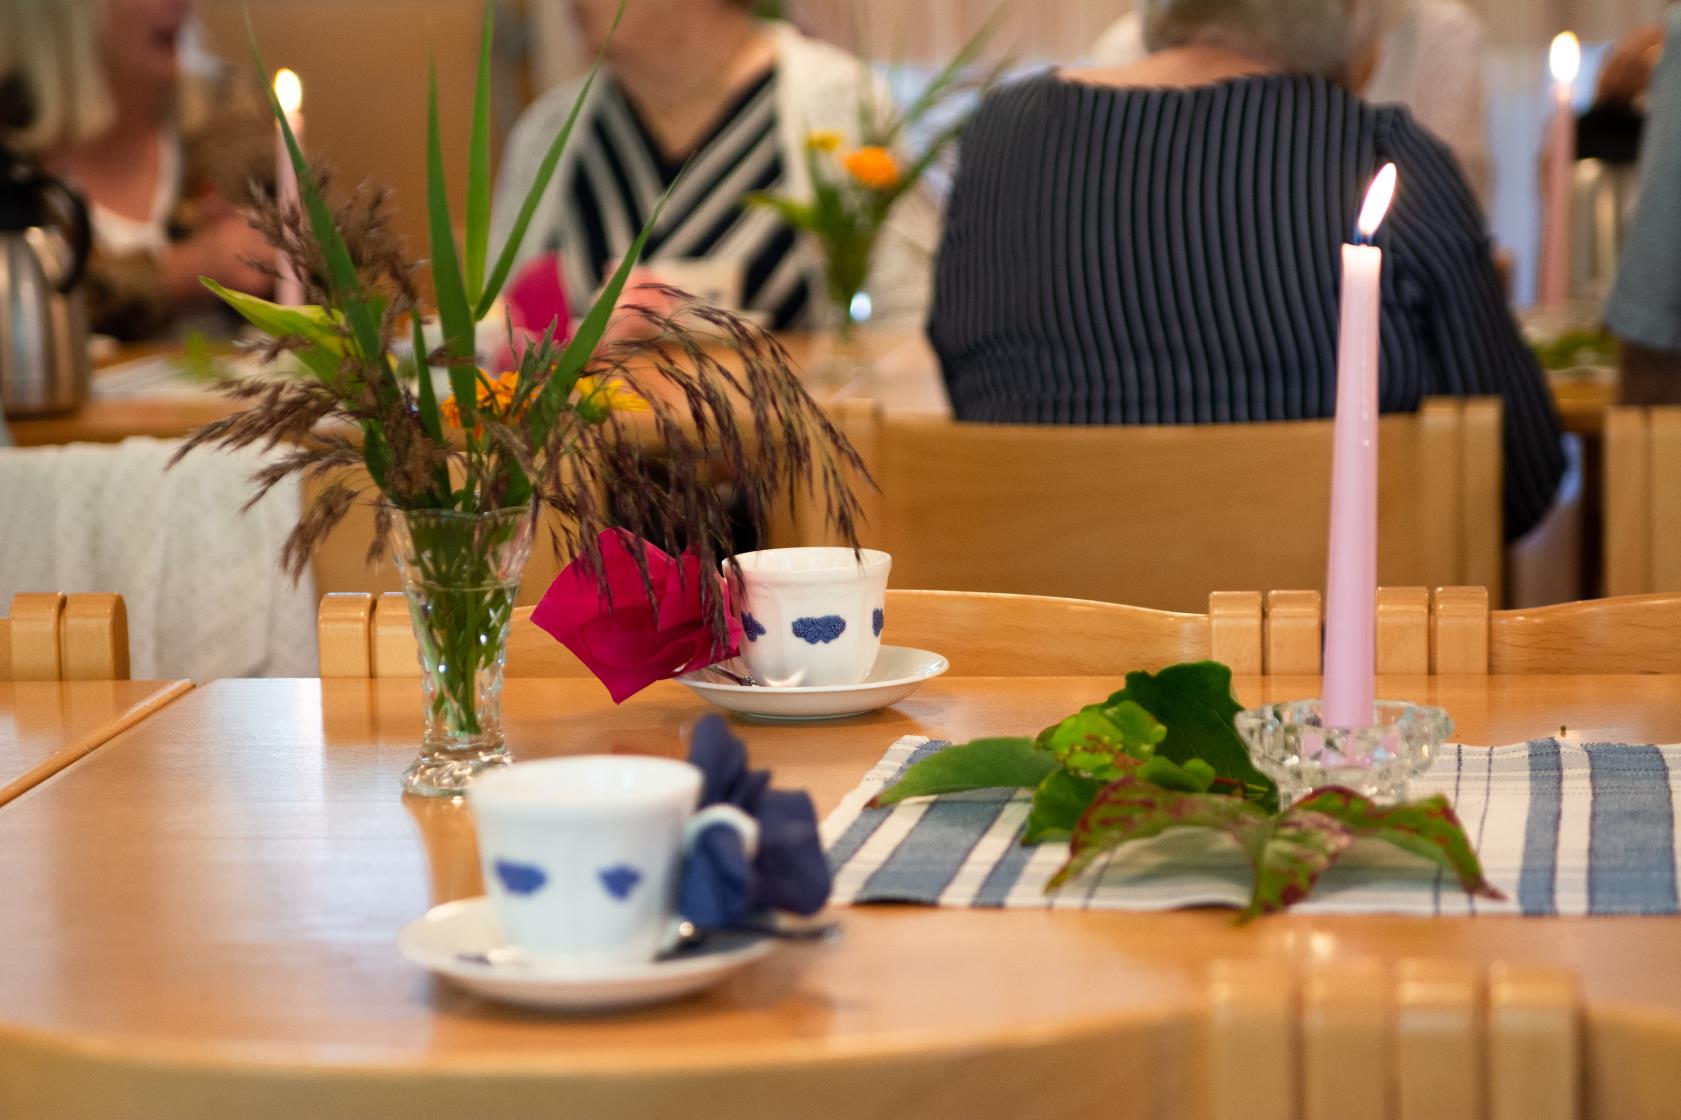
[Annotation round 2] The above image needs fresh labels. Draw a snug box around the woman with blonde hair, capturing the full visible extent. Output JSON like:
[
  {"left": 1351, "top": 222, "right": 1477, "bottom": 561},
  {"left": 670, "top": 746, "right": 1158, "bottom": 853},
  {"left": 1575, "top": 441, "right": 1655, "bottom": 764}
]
[{"left": 1, "top": 0, "right": 271, "bottom": 339}]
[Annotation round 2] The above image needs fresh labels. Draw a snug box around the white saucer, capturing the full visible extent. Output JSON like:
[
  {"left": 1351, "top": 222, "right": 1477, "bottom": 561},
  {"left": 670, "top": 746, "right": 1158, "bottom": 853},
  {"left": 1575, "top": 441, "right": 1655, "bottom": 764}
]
[
  {"left": 398, "top": 897, "right": 777, "bottom": 1012},
  {"left": 677, "top": 645, "right": 949, "bottom": 720}
]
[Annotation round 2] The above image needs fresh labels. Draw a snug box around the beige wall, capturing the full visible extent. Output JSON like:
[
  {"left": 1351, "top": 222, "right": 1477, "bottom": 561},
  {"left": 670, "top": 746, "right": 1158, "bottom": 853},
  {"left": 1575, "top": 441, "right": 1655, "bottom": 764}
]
[{"left": 196, "top": 0, "right": 511, "bottom": 256}]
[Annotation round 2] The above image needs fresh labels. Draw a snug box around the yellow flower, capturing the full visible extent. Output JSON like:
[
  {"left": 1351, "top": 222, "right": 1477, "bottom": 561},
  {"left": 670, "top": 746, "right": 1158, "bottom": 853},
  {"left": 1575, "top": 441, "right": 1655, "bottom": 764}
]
[
  {"left": 574, "top": 374, "right": 648, "bottom": 422},
  {"left": 806, "top": 129, "right": 843, "bottom": 153},
  {"left": 843, "top": 146, "right": 901, "bottom": 191}
]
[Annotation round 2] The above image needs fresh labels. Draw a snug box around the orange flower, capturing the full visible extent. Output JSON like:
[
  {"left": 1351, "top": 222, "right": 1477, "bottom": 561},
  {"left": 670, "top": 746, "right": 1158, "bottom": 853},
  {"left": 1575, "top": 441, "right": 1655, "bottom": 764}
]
[
  {"left": 440, "top": 369, "right": 522, "bottom": 429},
  {"left": 843, "top": 146, "right": 901, "bottom": 191}
]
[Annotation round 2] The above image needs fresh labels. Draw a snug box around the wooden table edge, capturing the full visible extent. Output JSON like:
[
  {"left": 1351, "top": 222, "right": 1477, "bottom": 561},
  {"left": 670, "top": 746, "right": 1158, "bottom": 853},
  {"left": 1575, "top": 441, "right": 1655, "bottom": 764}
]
[{"left": 0, "top": 680, "right": 195, "bottom": 809}]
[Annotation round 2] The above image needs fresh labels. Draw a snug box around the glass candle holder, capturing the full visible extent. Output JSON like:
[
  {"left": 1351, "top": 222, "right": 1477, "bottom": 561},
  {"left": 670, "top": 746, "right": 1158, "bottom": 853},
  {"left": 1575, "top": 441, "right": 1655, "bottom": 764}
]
[{"left": 1233, "top": 699, "right": 1452, "bottom": 805}]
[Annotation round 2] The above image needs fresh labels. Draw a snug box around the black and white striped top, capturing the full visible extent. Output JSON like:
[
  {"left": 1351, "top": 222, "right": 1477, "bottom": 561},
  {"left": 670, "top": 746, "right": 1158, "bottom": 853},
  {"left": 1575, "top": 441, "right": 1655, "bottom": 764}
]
[
  {"left": 550, "top": 68, "right": 814, "bottom": 330},
  {"left": 929, "top": 72, "right": 1566, "bottom": 539}
]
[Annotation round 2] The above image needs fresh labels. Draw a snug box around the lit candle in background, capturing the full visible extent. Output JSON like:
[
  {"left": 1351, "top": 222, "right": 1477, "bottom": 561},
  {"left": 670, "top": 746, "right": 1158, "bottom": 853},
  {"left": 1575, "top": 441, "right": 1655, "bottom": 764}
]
[
  {"left": 273, "top": 68, "right": 305, "bottom": 307},
  {"left": 1323, "top": 162, "right": 1397, "bottom": 730},
  {"left": 1539, "top": 31, "right": 1579, "bottom": 310}
]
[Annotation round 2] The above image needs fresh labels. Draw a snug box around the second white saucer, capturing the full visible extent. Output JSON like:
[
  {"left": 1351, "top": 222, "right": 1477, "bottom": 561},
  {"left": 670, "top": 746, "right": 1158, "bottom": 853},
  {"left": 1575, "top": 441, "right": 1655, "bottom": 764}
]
[{"left": 676, "top": 645, "right": 949, "bottom": 721}]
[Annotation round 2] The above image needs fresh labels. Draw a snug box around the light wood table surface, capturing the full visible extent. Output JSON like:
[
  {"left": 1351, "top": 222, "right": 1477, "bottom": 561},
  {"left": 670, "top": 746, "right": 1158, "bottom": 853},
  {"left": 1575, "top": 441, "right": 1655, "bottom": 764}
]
[
  {"left": 1, "top": 674, "right": 1680, "bottom": 1118},
  {"left": 0, "top": 679, "right": 192, "bottom": 808}
]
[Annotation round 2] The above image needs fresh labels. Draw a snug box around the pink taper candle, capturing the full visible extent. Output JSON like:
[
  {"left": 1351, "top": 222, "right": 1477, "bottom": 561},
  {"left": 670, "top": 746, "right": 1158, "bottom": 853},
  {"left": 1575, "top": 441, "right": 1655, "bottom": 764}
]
[
  {"left": 1323, "top": 163, "right": 1397, "bottom": 729},
  {"left": 273, "top": 69, "right": 305, "bottom": 307},
  {"left": 1539, "top": 32, "right": 1579, "bottom": 310}
]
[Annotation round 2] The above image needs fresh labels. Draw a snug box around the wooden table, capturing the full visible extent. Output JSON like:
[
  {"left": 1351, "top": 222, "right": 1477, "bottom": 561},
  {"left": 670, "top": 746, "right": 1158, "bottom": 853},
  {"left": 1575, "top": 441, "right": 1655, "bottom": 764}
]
[
  {"left": 5, "top": 332, "right": 1608, "bottom": 446},
  {"left": 0, "top": 679, "right": 192, "bottom": 807},
  {"left": 0, "top": 673, "right": 1679, "bottom": 1118}
]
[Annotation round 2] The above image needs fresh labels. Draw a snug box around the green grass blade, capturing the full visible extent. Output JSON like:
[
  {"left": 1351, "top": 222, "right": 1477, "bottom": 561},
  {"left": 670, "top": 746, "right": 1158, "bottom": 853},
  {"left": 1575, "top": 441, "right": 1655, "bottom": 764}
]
[
  {"left": 245, "top": 22, "right": 382, "bottom": 365},
  {"left": 527, "top": 190, "right": 662, "bottom": 446},
  {"left": 411, "top": 316, "right": 443, "bottom": 442},
  {"left": 463, "top": 1, "right": 495, "bottom": 304},
  {"left": 426, "top": 59, "right": 479, "bottom": 420},
  {"left": 474, "top": 0, "right": 625, "bottom": 319}
]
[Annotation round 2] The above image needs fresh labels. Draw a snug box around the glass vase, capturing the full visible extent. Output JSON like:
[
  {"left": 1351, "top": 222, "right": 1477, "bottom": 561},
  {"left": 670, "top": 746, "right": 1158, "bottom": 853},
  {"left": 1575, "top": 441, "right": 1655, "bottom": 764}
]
[{"left": 387, "top": 505, "right": 535, "bottom": 798}]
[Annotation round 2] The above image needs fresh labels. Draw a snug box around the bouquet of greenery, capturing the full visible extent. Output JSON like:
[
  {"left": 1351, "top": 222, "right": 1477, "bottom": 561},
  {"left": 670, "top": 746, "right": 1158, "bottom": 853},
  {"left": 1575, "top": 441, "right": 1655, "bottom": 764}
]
[
  {"left": 747, "top": 19, "right": 1006, "bottom": 340},
  {"left": 178, "top": 4, "right": 866, "bottom": 795}
]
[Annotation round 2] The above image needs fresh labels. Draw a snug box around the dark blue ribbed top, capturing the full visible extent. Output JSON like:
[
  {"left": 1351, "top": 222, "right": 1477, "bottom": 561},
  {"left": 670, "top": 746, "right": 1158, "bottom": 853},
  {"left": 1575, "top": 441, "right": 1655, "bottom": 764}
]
[{"left": 929, "top": 71, "right": 1565, "bottom": 538}]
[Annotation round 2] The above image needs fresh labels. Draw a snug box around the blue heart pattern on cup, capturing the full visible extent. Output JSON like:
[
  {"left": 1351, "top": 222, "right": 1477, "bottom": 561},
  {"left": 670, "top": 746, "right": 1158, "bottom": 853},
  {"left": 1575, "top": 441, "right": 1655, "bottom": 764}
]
[
  {"left": 872, "top": 607, "right": 884, "bottom": 637},
  {"left": 792, "top": 615, "right": 847, "bottom": 644},
  {"left": 494, "top": 859, "right": 548, "bottom": 896},
  {"left": 742, "top": 612, "right": 767, "bottom": 642},
  {"left": 598, "top": 864, "right": 643, "bottom": 900}
]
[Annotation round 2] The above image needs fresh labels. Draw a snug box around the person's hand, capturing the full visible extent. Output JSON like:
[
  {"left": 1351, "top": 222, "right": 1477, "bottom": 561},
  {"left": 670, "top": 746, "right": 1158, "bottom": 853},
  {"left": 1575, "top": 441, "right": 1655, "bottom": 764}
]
[
  {"left": 1596, "top": 25, "right": 1666, "bottom": 108},
  {"left": 162, "top": 212, "right": 275, "bottom": 304},
  {"left": 601, "top": 268, "right": 687, "bottom": 343}
]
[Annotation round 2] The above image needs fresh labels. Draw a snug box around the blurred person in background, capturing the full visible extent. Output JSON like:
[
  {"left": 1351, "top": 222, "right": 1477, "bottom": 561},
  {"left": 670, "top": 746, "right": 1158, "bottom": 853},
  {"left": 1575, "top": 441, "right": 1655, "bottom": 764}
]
[
  {"left": 1607, "top": 8, "right": 1681, "bottom": 404},
  {"left": 928, "top": 0, "right": 1566, "bottom": 544},
  {"left": 1, "top": 0, "right": 271, "bottom": 340},
  {"left": 492, "top": 0, "right": 937, "bottom": 334},
  {"left": 1090, "top": 0, "right": 1490, "bottom": 201}
]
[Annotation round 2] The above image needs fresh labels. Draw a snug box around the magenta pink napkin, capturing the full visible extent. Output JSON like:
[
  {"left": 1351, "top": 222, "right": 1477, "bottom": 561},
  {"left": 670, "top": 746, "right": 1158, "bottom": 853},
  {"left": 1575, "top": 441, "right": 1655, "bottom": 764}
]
[{"left": 532, "top": 530, "right": 744, "bottom": 703}]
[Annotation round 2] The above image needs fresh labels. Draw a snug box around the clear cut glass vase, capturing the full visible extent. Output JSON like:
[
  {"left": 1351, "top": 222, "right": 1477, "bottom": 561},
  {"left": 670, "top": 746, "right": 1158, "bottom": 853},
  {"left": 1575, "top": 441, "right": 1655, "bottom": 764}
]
[{"left": 387, "top": 505, "right": 535, "bottom": 798}]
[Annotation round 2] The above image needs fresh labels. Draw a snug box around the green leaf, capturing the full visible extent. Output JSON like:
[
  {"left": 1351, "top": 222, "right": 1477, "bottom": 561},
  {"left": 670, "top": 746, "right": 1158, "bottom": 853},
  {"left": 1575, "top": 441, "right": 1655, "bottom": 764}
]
[
  {"left": 475, "top": 0, "right": 625, "bottom": 319},
  {"left": 247, "top": 29, "right": 382, "bottom": 366},
  {"left": 200, "top": 280, "right": 340, "bottom": 380},
  {"left": 1046, "top": 777, "right": 1271, "bottom": 892},
  {"left": 528, "top": 195, "right": 662, "bottom": 446},
  {"left": 426, "top": 60, "right": 478, "bottom": 420},
  {"left": 1023, "top": 768, "right": 1107, "bottom": 844},
  {"left": 743, "top": 191, "right": 820, "bottom": 230},
  {"left": 1246, "top": 809, "right": 1355, "bottom": 918},
  {"left": 463, "top": 2, "right": 495, "bottom": 304},
  {"left": 868, "top": 738, "right": 1053, "bottom": 808},
  {"left": 1107, "top": 662, "right": 1278, "bottom": 811},
  {"left": 1285, "top": 788, "right": 1505, "bottom": 904},
  {"left": 1034, "top": 699, "right": 1164, "bottom": 781},
  {"left": 1137, "top": 756, "right": 1219, "bottom": 794}
]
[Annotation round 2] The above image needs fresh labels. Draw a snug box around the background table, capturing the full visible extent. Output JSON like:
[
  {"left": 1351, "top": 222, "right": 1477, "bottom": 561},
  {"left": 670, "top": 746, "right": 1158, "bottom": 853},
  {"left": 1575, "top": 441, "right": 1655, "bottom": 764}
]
[
  {"left": 6, "top": 330, "right": 1606, "bottom": 446},
  {"left": 0, "top": 679, "right": 191, "bottom": 807},
  {"left": 0, "top": 674, "right": 1678, "bottom": 1118}
]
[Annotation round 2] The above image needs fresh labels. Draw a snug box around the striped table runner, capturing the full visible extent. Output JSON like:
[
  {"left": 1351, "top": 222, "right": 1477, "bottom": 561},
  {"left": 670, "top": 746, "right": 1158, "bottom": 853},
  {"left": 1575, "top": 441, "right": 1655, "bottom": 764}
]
[{"left": 822, "top": 736, "right": 1681, "bottom": 917}]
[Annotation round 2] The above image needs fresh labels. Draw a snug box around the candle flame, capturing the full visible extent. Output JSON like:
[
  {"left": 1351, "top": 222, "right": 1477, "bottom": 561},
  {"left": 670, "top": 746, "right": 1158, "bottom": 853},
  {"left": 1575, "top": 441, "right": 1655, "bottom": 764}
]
[
  {"left": 1549, "top": 32, "right": 1580, "bottom": 85},
  {"left": 274, "top": 68, "right": 303, "bottom": 114},
  {"left": 1356, "top": 163, "right": 1398, "bottom": 239}
]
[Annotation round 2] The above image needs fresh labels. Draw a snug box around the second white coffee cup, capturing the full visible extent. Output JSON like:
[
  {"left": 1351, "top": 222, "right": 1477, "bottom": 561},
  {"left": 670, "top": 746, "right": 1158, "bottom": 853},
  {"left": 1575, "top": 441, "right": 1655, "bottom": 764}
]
[{"left": 732, "top": 547, "right": 891, "bottom": 687}]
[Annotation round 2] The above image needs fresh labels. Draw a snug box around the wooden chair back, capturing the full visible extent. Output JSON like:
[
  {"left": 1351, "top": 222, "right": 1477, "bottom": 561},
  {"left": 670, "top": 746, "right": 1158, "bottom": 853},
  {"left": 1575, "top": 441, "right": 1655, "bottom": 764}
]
[
  {"left": 1604, "top": 406, "right": 1681, "bottom": 595},
  {"left": 321, "top": 588, "right": 1363, "bottom": 679},
  {"left": 1430, "top": 588, "right": 1681, "bottom": 674},
  {"left": 0, "top": 593, "right": 131, "bottom": 681},
  {"left": 816, "top": 397, "right": 1503, "bottom": 614}
]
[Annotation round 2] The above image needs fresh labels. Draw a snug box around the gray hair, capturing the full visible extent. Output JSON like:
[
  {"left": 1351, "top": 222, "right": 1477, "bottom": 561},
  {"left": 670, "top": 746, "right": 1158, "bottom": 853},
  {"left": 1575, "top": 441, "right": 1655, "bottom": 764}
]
[{"left": 1139, "top": 0, "right": 1383, "bottom": 79}]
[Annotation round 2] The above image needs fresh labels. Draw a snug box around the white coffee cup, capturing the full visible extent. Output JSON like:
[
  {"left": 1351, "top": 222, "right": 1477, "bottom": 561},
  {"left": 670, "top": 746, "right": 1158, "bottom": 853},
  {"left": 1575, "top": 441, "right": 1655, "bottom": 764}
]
[
  {"left": 468, "top": 756, "right": 758, "bottom": 966},
  {"left": 732, "top": 547, "right": 891, "bottom": 687}
]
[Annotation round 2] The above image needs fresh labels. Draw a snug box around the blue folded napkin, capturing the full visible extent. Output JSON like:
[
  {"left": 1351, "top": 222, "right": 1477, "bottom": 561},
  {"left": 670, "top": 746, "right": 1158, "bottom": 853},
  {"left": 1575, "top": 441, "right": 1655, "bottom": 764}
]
[{"left": 679, "top": 716, "right": 832, "bottom": 927}]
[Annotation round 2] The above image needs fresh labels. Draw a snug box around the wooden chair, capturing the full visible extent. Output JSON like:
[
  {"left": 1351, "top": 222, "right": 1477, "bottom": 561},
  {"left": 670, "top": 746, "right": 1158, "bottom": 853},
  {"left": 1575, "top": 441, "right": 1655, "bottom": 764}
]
[
  {"left": 1206, "top": 959, "right": 1579, "bottom": 1120},
  {"left": 802, "top": 397, "right": 1503, "bottom": 614},
  {"left": 0, "top": 593, "right": 131, "bottom": 681},
  {"left": 1430, "top": 587, "right": 1681, "bottom": 674},
  {"left": 320, "top": 588, "right": 1369, "bottom": 679},
  {"left": 1603, "top": 406, "right": 1681, "bottom": 595}
]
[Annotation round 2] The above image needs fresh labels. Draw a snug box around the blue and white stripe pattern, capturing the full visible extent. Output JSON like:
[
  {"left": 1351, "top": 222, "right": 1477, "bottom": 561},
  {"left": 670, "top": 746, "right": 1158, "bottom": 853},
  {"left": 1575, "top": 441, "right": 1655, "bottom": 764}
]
[{"left": 822, "top": 737, "right": 1681, "bottom": 916}]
